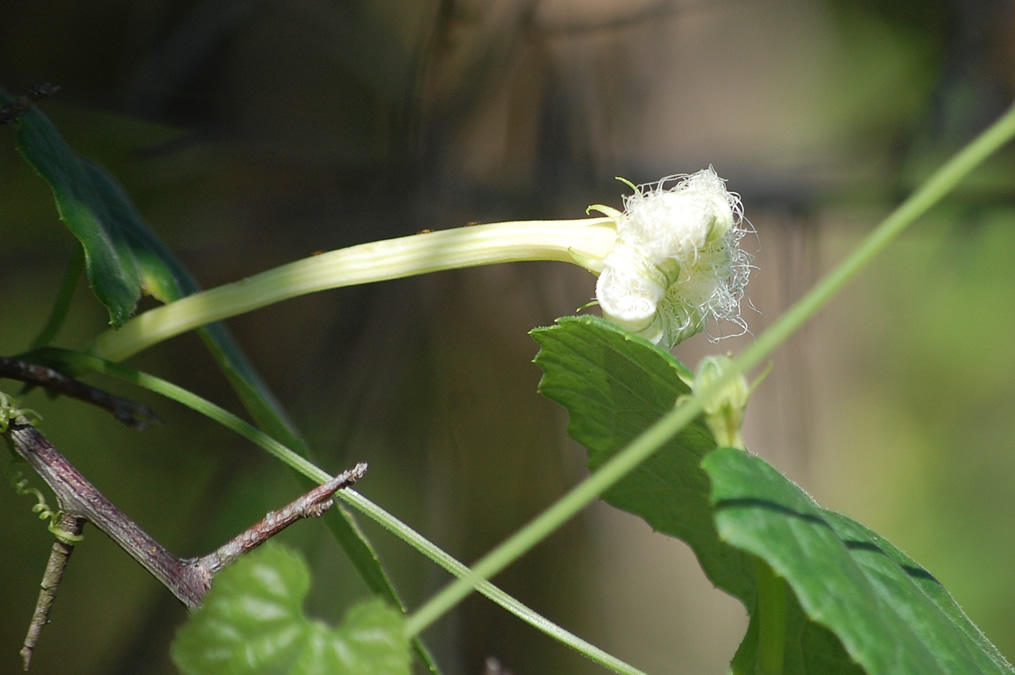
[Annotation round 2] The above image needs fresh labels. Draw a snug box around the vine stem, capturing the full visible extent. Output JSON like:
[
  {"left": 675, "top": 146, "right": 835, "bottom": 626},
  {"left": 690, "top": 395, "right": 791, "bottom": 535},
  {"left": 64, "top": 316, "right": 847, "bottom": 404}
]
[
  {"left": 737, "top": 101, "right": 1015, "bottom": 381},
  {"left": 404, "top": 101, "right": 1015, "bottom": 638},
  {"left": 29, "top": 247, "right": 83, "bottom": 350}
]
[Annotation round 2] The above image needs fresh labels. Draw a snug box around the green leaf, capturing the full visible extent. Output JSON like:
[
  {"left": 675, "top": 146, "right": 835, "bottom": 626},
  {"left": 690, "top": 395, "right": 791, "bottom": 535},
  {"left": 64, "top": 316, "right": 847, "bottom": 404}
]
[
  {"left": 531, "top": 315, "right": 755, "bottom": 601},
  {"left": 172, "top": 544, "right": 410, "bottom": 675},
  {"left": 704, "top": 447, "right": 1015, "bottom": 675},
  {"left": 533, "top": 316, "right": 1014, "bottom": 674}
]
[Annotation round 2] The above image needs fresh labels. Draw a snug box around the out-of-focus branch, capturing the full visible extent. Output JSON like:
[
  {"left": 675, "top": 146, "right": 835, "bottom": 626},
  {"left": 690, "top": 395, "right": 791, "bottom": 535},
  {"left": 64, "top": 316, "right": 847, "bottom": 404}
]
[{"left": 0, "top": 355, "right": 160, "bottom": 430}]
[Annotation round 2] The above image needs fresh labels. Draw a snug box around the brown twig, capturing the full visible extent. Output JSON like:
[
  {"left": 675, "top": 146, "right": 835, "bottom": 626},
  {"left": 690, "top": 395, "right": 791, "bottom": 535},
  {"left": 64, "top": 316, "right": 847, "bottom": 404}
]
[
  {"left": 19, "top": 512, "right": 84, "bottom": 671},
  {"left": 0, "top": 355, "right": 161, "bottom": 430},
  {"left": 199, "top": 464, "right": 369, "bottom": 574},
  {"left": 2, "top": 411, "right": 367, "bottom": 670}
]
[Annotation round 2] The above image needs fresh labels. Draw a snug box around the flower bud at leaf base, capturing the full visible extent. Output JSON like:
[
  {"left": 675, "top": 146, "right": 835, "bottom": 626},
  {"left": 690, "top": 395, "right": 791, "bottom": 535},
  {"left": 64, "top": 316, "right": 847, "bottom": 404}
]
[{"left": 692, "top": 355, "right": 750, "bottom": 450}]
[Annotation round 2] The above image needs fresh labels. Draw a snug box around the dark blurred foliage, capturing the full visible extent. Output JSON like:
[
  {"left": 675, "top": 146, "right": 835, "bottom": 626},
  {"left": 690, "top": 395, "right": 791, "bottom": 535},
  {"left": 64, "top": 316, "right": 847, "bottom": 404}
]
[{"left": 3, "top": 1, "right": 1015, "bottom": 673}]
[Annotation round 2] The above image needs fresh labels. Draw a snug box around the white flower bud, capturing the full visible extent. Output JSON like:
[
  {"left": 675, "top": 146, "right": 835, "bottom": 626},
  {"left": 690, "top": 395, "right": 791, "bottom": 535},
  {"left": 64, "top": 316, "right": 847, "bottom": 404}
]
[{"left": 594, "top": 167, "right": 752, "bottom": 348}]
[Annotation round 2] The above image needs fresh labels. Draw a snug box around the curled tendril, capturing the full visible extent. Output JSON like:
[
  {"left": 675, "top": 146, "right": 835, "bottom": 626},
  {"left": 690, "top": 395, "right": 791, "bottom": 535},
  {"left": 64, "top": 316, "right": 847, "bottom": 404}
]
[
  {"left": 6, "top": 466, "right": 84, "bottom": 545},
  {"left": 2, "top": 394, "right": 81, "bottom": 545},
  {"left": 0, "top": 391, "right": 42, "bottom": 432}
]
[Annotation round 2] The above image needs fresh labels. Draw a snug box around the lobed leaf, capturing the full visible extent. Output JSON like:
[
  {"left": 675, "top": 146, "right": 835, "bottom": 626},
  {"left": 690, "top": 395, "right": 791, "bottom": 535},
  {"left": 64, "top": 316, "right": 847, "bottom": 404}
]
[
  {"left": 171, "top": 544, "right": 410, "bottom": 675},
  {"left": 532, "top": 315, "right": 755, "bottom": 601}
]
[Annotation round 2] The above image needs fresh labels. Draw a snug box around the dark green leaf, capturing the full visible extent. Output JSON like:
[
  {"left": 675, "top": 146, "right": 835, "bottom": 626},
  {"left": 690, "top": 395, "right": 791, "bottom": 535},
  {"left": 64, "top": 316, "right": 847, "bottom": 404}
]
[
  {"left": 3, "top": 88, "right": 142, "bottom": 325},
  {"left": 704, "top": 448, "right": 1015, "bottom": 674},
  {"left": 172, "top": 544, "right": 410, "bottom": 675}
]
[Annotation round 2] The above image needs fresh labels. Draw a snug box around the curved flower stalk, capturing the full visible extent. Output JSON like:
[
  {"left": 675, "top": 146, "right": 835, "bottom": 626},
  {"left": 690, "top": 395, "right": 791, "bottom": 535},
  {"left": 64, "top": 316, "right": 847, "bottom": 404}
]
[
  {"left": 89, "top": 168, "right": 752, "bottom": 362},
  {"left": 593, "top": 167, "right": 752, "bottom": 348},
  {"left": 90, "top": 220, "right": 616, "bottom": 361}
]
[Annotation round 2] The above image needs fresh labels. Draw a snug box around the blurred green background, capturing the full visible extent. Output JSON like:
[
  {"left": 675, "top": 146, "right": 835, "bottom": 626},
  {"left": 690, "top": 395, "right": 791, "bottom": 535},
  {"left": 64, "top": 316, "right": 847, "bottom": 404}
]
[{"left": 2, "top": 1, "right": 1015, "bottom": 673}]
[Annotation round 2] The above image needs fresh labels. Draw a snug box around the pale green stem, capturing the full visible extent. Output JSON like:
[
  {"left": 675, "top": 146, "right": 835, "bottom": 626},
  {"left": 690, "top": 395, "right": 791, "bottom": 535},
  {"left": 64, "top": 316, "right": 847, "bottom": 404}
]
[
  {"left": 404, "top": 101, "right": 1015, "bottom": 637},
  {"left": 340, "top": 490, "right": 646, "bottom": 675},
  {"left": 90, "top": 218, "right": 616, "bottom": 362},
  {"left": 754, "top": 558, "right": 786, "bottom": 675}
]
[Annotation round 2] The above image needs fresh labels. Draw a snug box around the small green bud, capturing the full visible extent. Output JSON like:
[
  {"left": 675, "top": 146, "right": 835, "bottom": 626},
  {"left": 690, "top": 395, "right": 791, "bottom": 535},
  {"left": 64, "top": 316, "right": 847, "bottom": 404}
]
[{"left": 693, "top": 355, "right": 750, "bottom": 449}]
